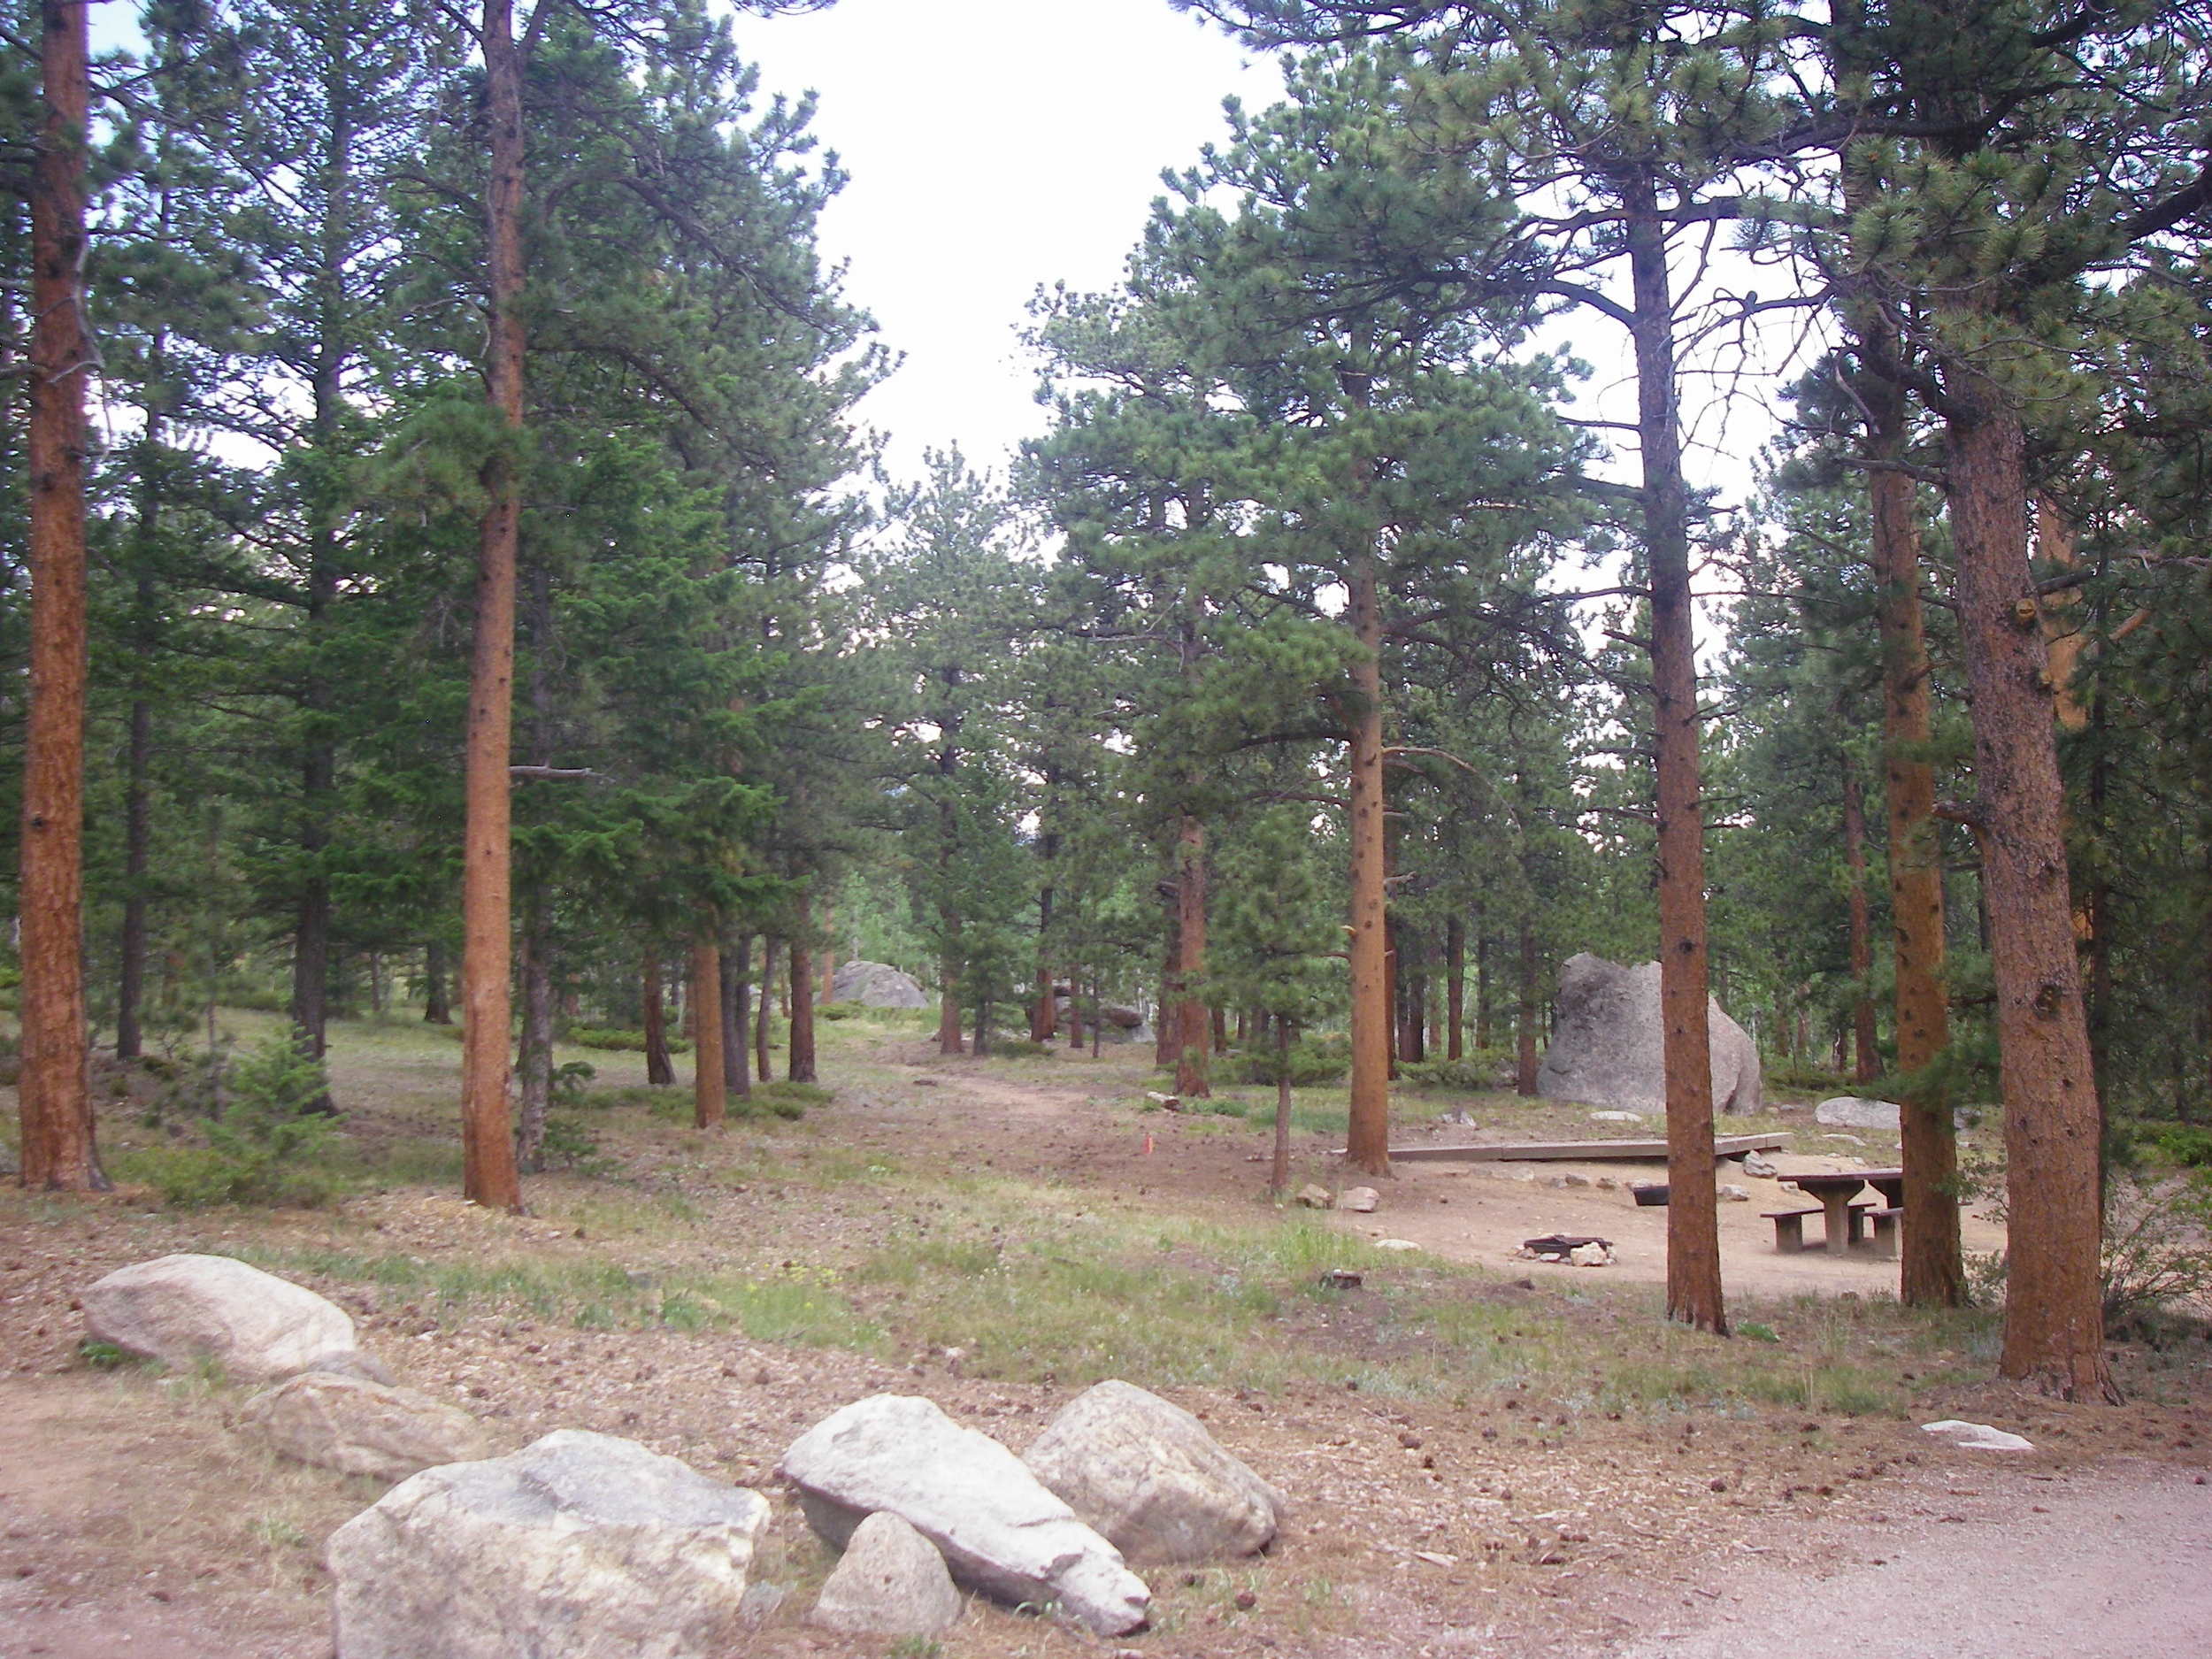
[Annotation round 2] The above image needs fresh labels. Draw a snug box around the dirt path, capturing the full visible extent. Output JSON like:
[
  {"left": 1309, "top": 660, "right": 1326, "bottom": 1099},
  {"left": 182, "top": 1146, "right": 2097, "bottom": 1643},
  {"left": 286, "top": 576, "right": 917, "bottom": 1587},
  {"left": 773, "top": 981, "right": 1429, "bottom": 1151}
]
[{"left": 1612, "top": 1458, "right": 2212, "bottom": 1659}]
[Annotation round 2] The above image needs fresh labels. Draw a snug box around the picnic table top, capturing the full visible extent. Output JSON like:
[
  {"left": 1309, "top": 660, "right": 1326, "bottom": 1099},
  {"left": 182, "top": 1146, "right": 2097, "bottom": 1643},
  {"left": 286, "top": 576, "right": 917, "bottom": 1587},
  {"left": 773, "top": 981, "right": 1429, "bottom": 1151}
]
[
  {"left": 1364, "top": 1132, "right": 1789, "bottom": 1164},
  {"left": 1786, "top": 1166, "right": 1904, "bottom": 1193}
]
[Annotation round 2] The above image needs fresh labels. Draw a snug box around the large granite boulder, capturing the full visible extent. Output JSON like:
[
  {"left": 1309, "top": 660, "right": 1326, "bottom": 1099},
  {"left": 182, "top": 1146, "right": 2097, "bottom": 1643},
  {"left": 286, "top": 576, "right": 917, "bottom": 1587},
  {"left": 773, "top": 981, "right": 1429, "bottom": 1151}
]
[
  {"left": 831, "top": 961, "right": 928, "bottom": 1010},
  {"left": 327, "top": 1430, "right": 768, "bottom": 1659},
  {"left": 809, "top": 1511, "right": 963, "bottom": 1639},
  {"left": 1023, "top": 1379, "right": 1283, "bottom": 1565},
  {"left": 780, "top": 1394, "right": 1149, "bottom": 1636},
  {"left": 1536, "top": 954, "right": 1763, "bottom": 1115},
  {"left": 243, "top": 1371, "right": 491, "bottom": 1483},
  {"left": 82, "top": 1253, "right": 361, "bottom": 1382}
]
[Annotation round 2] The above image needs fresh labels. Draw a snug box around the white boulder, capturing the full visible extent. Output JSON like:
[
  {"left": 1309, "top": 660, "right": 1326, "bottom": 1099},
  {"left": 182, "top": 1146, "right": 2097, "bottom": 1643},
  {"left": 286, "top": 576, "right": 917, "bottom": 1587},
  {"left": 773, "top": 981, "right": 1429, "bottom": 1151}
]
[
  {"left": 1816, "top": 1096, "right": 1902, "bottom": 1130},
  {"left": 830, "top": 961, "right": 928, "bottom": 1010},
  {"left": 1538, "top": 955, "right": 1763, "bottom": 1115},
  {"left": 809, "top": 1511, "right": 963, "bottom": 1638},
  {"left": 1023, "top": 1380, "right": 1283, "bottom": 1565},
  {"left": 82, "top": 1253, "right": 359, "bottom": 1382},
  {"left": 327, "top": 1430, "right": 768, "bottom": 1659},
  {"left": 1921, "top": 1419, "right": 2036, "bottom": 1452},
  {"left": 780, "top": 1394, "right": 1149, "bottom": 1636},
  {"left": 243, "top": 1371, "right": 491, "bottom": 1483}
]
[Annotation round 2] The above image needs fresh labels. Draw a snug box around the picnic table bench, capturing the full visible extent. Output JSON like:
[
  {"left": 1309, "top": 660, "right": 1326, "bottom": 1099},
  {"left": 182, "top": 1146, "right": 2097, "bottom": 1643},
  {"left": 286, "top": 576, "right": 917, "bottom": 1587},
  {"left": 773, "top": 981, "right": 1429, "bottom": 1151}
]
[{"left": 1769, "top": 1168, "right": 1907, "bottom": 1256}]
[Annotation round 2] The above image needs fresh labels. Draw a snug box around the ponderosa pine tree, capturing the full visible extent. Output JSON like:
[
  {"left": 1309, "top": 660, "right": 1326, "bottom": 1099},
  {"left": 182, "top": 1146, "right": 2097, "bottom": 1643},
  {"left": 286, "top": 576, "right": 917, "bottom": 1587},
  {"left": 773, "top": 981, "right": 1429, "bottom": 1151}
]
[{"left": 15, "top": 0, "right": 104, "bottom": 1190}]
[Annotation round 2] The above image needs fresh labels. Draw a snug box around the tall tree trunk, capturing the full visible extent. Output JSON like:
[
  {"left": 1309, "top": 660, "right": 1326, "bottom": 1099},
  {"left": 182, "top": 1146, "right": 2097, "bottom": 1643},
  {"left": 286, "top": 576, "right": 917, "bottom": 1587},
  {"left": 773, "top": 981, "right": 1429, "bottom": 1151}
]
[
  {"left": 1628, "top": 168, "right": 1724, "bottom": 1334},
  {"left": 1946, "top": 390, "right": 2113, "bottom": 1400},
  {"left": 721, "top": 934, "right": 749, "bottom": 1097},
  {"left": 1446, "top": 914, "right": 1465, "bottom": 1061},
  {"left": 1344, "top": 542, "right": 1392, "bottom": 1176},
  {"left": 513, "top": 892, "right": 553, "bottom": 1171},
  {"left": 1841, "top": 764, "right": 1881, "bottom": 1084},
  {"left": 641, "top": 949, "right": 674, "bottom": 1087},
  {"left": 18, "top": 0, "right": 103, "bottom": 1191},
  {"left": 693, "top": 936, "right": 726, "bottom": 1128},
  {"left": 934, "top": 895, "right": 964, "bottom": 1057},
  {"left": 457, "top": 0, "right": 526, "bottom": 1212},
  {"left": 1516, "top": 916, "right": 1540, "bottom": 1096},
  {"left": 787, "top": 895, "right": 817, "bottom": 1084},
  {"left": 755, "top": 937, "right": 777, "bottom": 1083},
  {"left": 1173, "top": 812, "right": 1210, "bottom": 1099},
  {"left": 423, "top": 939, "right": 453, "bottom": 1024}
]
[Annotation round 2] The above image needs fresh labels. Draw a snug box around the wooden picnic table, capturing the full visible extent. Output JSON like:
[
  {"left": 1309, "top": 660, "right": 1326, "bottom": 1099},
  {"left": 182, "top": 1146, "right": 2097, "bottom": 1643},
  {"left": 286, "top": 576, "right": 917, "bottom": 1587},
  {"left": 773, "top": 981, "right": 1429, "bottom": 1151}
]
[{"left": 1781, "top": 1168, "right": 1905, "bottom": 1255}]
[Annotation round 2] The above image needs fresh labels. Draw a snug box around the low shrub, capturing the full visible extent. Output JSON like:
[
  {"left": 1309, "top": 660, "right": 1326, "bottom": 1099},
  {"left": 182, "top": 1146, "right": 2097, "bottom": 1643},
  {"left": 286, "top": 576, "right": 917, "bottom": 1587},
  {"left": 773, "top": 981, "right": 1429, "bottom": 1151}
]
[
  {"left": 118, "top": 1029, "right": 349, "bottom": 1209},
  {"left": 2148, "top": 1123, "right": 2212, "bottom": 1169},
  {"left": 1239, "top": 1035, "right": 1350, "bottom": 1087},
  {"left": 1400, "top": 1052, "right": 1509, "bottom": 1092},
  {"left": 567, "top": 1026, "right": 692, "bottom": 1055},
  {"left": 815, "top": 1002, "right": 864, "bottom": 1021}
]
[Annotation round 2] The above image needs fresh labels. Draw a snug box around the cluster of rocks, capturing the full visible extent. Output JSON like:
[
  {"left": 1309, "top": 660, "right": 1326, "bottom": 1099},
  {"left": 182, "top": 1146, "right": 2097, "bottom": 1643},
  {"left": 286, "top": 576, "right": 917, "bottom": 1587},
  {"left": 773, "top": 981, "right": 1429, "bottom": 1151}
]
[
  {"left": 81, "top": 1255, "right": 1286, "bottom": 1655},
  {"left": 1514, "top": 1234, "right": 1614, "bottom": 1267},
  {"left": 83, "top": 1254, "right": 489, "bottom": 1482}
]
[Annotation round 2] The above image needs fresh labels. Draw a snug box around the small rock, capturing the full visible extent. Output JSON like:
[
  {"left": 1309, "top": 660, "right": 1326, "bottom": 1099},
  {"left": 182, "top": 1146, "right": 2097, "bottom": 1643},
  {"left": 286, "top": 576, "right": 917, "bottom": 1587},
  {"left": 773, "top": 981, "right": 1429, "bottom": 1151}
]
[
  {"left": 1741, "top": 1151, "right": 1780, "bottom": 1179},
  {"left": 1590, "top": 1110, "right": 1644, "bottom": 1123},
  {"left": 1146, "top": 1092, "right": 1183, "bottom": 1111},
  {"left": 1439, "top": 1108, "right": 1478, "bottom": 1126},
  {"left": 810, "top": 1512, "right": 962, "bottom": 1639},
  {"left": 1921, "top": 1420, "right": 2035, "bottom": 1452},
  {"left": 1594, "top": 1176, "right": 1618, "bottom": 1191},
  {"left": 1569, "top": 1242, "right": 1611, "bottom": 1267},
  {"left": 1371, "top": 1239, "right": 1422, "bottom": 1252},
  {"left": 1510, "top": 1169, "right": 1538, "bottom": 1183},
  {"left": 1318, "top": 1269, "right": 1363, "bottom": 1290},
  {"left": 1338, "top": 1187, "right": 1379, "bottom": 1214},
  {"left": 1561, "top": 1172, "right": 1593, "bottom": 1188},
  {"left": 243, "top": 1371, "right": 490, "bottom": 1483},
  {"left": 1296, "top": 1185, "right": 1334, "bottom": 1210},
  {"left": 1717, "top": 1183, "right": 1752, "bottom": 1202}
]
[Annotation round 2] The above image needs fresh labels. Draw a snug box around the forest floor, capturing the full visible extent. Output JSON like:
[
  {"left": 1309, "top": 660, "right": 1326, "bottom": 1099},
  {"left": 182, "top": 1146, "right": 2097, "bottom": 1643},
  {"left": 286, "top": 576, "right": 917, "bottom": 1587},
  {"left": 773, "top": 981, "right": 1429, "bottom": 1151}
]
[{"left": 3, "top": 1009, "right": 2209, "bottom": 1659}]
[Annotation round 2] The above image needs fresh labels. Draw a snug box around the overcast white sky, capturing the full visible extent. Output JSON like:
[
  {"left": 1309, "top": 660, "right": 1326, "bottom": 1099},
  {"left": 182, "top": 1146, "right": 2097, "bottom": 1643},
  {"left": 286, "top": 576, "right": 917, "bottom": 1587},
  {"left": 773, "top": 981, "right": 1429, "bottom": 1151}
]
[{"left": 725, "top": 0, "right": 1286, "bottom": 485}]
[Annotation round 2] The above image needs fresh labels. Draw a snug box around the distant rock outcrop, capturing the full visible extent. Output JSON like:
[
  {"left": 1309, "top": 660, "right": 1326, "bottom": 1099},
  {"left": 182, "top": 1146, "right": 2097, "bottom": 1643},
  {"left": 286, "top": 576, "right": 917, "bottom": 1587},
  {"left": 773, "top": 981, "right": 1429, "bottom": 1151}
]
[
  {"left": 830, "top": 960, "right": 929, "bottom": 1010},
  {"left": 1536, "top": 954, "right": 1763, "bottom": 1115}
]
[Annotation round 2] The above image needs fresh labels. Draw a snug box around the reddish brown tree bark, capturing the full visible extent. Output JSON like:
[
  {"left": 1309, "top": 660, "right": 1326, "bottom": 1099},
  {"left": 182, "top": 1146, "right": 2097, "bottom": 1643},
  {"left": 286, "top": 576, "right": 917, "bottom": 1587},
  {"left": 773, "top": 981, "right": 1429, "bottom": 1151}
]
[
  {"left": 457, "top": 0, "right": 526, "bottom": 1211},
  {"left": 1344, "top": 544, "right": 1392, "bottom": 1176},
  {"left": 1946, "top": 391, "right": 2113, "bottom": 1400},
  {"left": 423, "top": 940, "right": 454, "bottom": 1024},
  {"left": 693, "top": 938, "right": 726, "bottom": 1129},
  {"left": 1868, "top": 379, "right": 1964, "bottom": 1307},
  {"left": 641, "top": 950, "right": 674, "bottom": 1086},
  {"left": 18, "top": 0, "right": 104, "bottom": 1193},
  {"left": 1627, "top": 169, "right": 1724, "bottom": 1334}
]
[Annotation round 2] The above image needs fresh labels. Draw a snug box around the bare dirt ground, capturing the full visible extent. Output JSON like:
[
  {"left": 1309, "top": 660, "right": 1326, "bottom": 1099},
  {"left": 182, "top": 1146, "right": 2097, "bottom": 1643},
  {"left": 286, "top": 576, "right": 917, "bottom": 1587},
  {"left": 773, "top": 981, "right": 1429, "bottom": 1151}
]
[{"left": 4, "top": 1020, "right": 2208, "bottom": 1659}]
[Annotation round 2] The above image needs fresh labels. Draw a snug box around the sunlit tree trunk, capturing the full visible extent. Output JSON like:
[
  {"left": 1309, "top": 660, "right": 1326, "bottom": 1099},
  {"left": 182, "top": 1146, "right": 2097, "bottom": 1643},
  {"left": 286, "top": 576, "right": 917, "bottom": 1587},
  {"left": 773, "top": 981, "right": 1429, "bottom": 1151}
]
[
  {"left": 1344, "top": 543, "right": 1392, "bottom": 1176},
  {"left": 18, "top": 0, "right": 104, "bottom": 1192}
]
